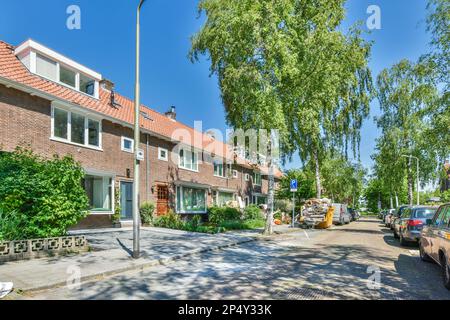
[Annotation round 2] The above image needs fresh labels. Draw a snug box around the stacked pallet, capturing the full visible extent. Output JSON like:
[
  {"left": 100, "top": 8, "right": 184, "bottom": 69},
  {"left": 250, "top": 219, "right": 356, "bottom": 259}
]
[{"left": 302, "top": 198, "right": 332, "bottom": 227}]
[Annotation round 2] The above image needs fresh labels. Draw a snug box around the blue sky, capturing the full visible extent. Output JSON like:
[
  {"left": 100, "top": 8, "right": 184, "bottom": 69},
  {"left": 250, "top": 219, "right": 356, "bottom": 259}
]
[{"left": 0, "top": 0, "right": 432, "bottom": 171}]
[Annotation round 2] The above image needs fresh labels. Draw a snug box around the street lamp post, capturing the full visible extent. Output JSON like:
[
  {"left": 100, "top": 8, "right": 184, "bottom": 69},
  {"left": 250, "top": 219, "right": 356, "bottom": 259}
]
[
  {"left": 402, "top": 155, "right": 420, "bottom": 206},
  {"left": 132, "top": 0, "right": 146, "bottom": 259}
]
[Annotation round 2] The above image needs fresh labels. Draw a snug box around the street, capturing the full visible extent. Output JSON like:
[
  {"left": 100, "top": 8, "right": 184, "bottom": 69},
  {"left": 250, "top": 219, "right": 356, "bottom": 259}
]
[{"left": 17, "top": 218, "right": 450, "bottom": 300}]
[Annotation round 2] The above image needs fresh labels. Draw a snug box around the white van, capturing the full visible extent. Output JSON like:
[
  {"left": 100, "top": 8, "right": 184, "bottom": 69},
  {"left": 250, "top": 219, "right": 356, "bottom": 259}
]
[{"left": 332, "top": 203, "right": 351, "bottom": 225}]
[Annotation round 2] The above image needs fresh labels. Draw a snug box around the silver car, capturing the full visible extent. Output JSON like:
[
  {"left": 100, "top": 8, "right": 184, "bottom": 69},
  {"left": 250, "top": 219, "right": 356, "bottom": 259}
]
[{"left": 396, "top": 206, "right": 438, "bottom": 245}]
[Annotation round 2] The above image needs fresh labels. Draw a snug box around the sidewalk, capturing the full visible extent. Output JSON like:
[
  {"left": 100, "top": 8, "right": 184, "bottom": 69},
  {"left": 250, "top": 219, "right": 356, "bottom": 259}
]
[{"left": 0, "top": 225, "right": 296, "bottom": 293}]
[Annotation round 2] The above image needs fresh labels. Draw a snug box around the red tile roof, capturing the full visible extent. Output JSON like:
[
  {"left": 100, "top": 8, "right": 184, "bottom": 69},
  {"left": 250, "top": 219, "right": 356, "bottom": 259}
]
[{"left": 0, "top": 40, "right": 283, "bottom": 178}]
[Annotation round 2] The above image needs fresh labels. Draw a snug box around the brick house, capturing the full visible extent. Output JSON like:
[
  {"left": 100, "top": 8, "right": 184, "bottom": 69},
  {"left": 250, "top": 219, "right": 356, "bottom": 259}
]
[{"left": 0, "top": 39, "right": 282, "bottom": 229}]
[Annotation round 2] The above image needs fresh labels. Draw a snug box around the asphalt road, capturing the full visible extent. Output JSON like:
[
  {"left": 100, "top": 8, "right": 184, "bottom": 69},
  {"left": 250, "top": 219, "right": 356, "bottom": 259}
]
[{"left": 17, "top": 218, "right": 450, "bottom": 300}]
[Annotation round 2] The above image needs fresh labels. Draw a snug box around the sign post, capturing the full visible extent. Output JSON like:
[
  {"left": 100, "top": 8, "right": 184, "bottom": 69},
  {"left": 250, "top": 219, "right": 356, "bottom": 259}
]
[{"left": 290, "top": 179, "right": 298, "bottom": 228}]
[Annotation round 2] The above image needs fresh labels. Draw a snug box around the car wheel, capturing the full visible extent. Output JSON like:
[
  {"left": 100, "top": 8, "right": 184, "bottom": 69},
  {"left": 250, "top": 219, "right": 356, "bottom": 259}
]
[
  {"left": 442, "top": 257, "right": 450, "bottom": 290},
  {"left": 399, "top": 233, "right": 408, "bottom": 246},
  {"left": 394, "top": 229, "right": 399, "bottom": 239},
  {"left": 419, "top": 242, "right": 432, "bottom": 262}
]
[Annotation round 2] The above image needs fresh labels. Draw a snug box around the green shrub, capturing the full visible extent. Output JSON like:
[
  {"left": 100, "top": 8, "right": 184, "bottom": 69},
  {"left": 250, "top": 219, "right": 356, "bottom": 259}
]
[
  {"left": 0, "top": 208, "right": 24, "bottom": 241},
  {"left": 140, "top": 202, "right": 155, "bottom": 225},
  {"left": 273, "top": 210, "right": 282, "bottom": 220},
  {"left": 243, "top": 205, "right": 263, "bottom": 220},
  {"left": 153, "top": 210, "right": 184, "bottom": 229},
  {"left": 0, "top": 148, "right": 89, "bottom": 239},
  {"left": 274, "top": 199, "right": 292, "bottom": 213},
  {"left": 219, "top": 219, "right": 265, "bottom": 231},
  {"left": 208, "top": 206, "right": 241, "bottom": 224}
]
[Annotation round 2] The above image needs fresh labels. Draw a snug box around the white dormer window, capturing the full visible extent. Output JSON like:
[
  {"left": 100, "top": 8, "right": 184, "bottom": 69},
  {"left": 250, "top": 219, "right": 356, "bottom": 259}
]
[{"left": 15, "top": 40, "right": 101, "bottom": 99}]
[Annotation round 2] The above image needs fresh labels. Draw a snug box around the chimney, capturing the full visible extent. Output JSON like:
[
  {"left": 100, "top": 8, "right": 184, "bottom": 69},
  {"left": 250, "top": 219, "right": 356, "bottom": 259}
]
[
  {"left": 100, "top": 79, "right": 115, "bottom": 92},
  {"left": 165, "top": 106, "right": 176, "bottom": 121}
]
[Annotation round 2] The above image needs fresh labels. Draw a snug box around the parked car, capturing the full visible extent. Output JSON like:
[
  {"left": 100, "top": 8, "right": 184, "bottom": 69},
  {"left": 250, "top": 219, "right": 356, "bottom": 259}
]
[
  {"left": 378, "top": 209, "right": 387, "bottom": 220},
  {"left": 332, "top": 203, "right": 351, "bottom": 225},
  {"left": 384, "top": 208, "right": 396, "bottom": 228},
  {"left": 391, "top": 205, "right": 409, "bottom": 232},
  {"left": 419, "top": 203, "right": 450, "bottom": 290},
  {"left": 395, "top": 206, "right": 438, "bottom": 245}
]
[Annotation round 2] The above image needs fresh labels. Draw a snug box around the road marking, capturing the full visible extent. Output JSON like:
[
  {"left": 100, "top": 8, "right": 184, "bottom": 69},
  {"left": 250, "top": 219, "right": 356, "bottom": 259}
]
[{"left": 303, "top": 230, "right": 310, "bottom": 240}]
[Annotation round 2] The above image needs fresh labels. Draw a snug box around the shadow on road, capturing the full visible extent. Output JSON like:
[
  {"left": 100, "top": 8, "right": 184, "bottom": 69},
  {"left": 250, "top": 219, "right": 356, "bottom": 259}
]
[{"left": 64, "top": 237, "right": 449, "bottom": 300}]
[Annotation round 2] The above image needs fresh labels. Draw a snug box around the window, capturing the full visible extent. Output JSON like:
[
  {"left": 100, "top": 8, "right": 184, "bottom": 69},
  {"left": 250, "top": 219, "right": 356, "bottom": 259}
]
[
  {"left": 217, "top": 192, "right": 234, "bottom": 207},
  {"left": 245, "top": 173, "right": 250, "bottom": 181},
  {"left": 254, "top": 172, "right": 262, "bottom": 186},
  {"left": 60, "top": 65, "right": 76, "bottom": 88},
  {"left": 36, "top": 54, "right": 57, "bottom": 81},
  {"left": 53, "top": 108, "right": 68, "bottom": 139},
  {"left": 253, "top": 195, "right": 267, "bottom": 205},
  {"left": 83, "top": 175, "right": 113, "bottom": 212},
  {"left": 158, "top": 148, "right": 168, "bottom": 161},
  {"left": 226, "top": 163, "right": 233, "bottom": 178},
  {"left": 179, "top": 149, "right": 198, "bottom": 171},
  {"left": 176, "top": 186, "right": 206, "bottom": 213},
  {"left": 79, "top": 74, "right": 95, "bottom": 96},
  {"left": 52, "top": 106, "right": 101, "bottom": 149},
  {"left": 88, "top": 119, "right": 100, "bottom": 147},
  {"left": 214, "top": 161, "right": 225, "bottom": 177},
  {"left": 71, "top": 113, "right": 85, "bottom": 144},
  {"left": 34, "top": 54, "right": 97, "bottom": 97},
  {"left": 233, "top": 170, "right": 238, "bottom": 179},
  {"left": 121, "top": 137, "right": 134, "bottom": 153}
]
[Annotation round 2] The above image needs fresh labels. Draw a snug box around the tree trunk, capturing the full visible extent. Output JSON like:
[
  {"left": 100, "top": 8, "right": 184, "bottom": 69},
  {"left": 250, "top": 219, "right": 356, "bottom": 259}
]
[
  {"left": 313, "top": 148, "right": 321, "bottom": 199},
  {"left": 395, "top": 192, "right": 399, "bottom": 208},
  {"left": 407, "top": 157, "right": 413, "bottom": 205}
]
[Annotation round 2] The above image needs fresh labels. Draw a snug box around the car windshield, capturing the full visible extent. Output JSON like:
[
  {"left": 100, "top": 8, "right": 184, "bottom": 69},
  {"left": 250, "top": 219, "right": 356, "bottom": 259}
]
[{"left": 413, "top": 208, "right": 436, "bottom": 219}]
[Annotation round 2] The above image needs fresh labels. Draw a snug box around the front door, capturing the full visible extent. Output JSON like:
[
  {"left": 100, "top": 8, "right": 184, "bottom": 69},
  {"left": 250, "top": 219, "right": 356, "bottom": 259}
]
[
  {"left": 156, "top": 185, "right": 169, "bottom": 216},
  {"left": 120, "top": 181, "right": 133, "bottom": 220}
]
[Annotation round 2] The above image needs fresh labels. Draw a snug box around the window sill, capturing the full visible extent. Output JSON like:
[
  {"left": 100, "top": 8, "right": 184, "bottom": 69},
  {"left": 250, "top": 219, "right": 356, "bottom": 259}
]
[
  {"left": 214, "top": 174, "right": 227, "bottom": 179},
  {"left": 89, "top": 210, "right": 113, "bottom": 215},
  {"left": 50, "top": 137, "right": 103, "bottom": 152},
  {"left": 178, "top": 166, "right": 199, "bottom": 173}
]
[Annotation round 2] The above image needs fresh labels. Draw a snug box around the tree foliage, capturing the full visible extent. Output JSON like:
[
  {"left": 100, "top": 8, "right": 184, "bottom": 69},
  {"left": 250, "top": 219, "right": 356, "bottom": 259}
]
[
  {"left": 191, "top": 0, "right": 373, "bottom": 233},
  {"left": 0, "top": 148, "right": 89, "bottom": 240}
]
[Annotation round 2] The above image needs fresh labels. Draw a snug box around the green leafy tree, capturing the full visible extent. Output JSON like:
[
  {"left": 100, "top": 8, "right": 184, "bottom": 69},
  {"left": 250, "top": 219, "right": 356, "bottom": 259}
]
[
  {"left": 375, "top": 60, "right": 439, "bottom": 205},
  {"left": 190, "top": 0, "right": 372, "bottom": 234}
]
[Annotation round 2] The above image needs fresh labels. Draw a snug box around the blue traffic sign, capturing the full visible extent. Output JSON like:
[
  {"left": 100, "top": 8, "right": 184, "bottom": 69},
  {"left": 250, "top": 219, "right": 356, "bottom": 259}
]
[{"left": 290, "top": 179, "right": 298, "bottom": 191}]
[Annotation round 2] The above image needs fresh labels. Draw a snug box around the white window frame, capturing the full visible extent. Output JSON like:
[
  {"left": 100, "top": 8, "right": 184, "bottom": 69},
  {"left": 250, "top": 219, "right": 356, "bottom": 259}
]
[
  {"left": 33, "top": 52, "right": 99, "bottom": 99},
  {"left": 158, "top": 147, "right": 168, "bottom": 161},
  {"left": 176, "top": 185, "right": 207, "bottom": 214},
  {"left": 84, "top": 172, "right": 115, "bottom": 215},
  {"left": 232, "top": 170, "right": 238, "bottom": 179},
  {"left": 178, "top": 148, "right": 199, "bottom": 172},
  {"left": 254, "top": 172, "right": 262, "bottom": 186},
  {"left": 213, "top": 160, "right": 225, "bottom": 178},
  {"left": 50, "top": 104, "right": 102, "bottom": 151},
  {"left": 121, "top": 136, "right": 134, "bottom": 153},
  {"left": 245, "top": 173, "right": 250, "bottom": 181}
]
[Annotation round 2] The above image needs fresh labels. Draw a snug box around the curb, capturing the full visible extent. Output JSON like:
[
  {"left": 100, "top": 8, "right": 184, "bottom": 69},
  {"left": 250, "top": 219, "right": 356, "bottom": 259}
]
[{"left": 17, "top": 237, "right": 257, "bottom": 295}]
